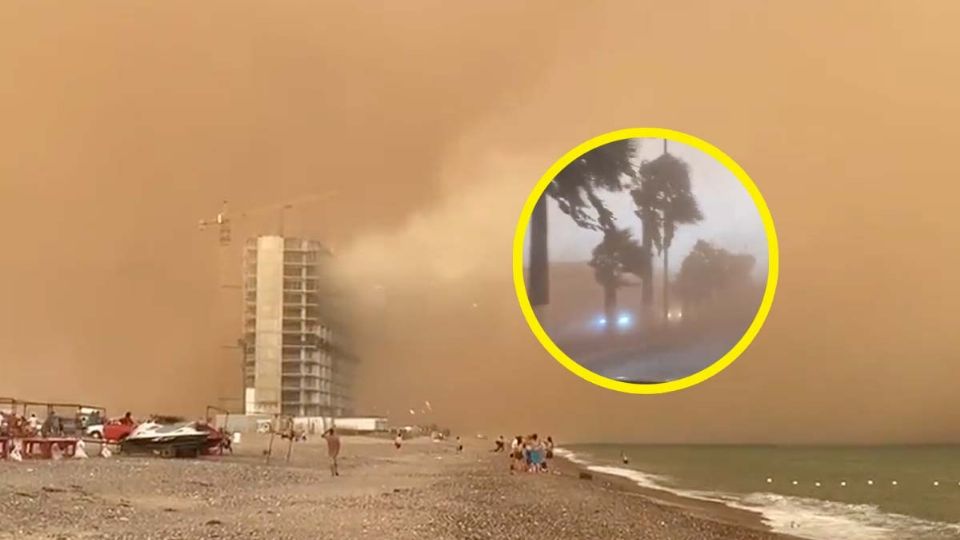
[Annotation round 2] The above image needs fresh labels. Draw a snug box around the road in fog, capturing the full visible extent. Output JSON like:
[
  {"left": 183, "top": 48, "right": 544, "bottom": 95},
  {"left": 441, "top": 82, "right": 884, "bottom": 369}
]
[{"left": 577, "top": 337, "right": 736, "bottom": 383}]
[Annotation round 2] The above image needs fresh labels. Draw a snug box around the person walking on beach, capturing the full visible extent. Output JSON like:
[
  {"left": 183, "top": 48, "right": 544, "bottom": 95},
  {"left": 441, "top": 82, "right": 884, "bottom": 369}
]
[
  {"left": 321, "top": 427, "right": 340, "bottom": 477},
  {"left": 494, "top": 435, "right": 505, "bottom": 453},
  {"left": 394, "top": 430, "right": 403, "bottom": 450},
  {"left": 456, "top": 436, "right": 463, "bottom": 453},
  {"left": 545, "top": 436, "right": 555, "bottom": 459}
]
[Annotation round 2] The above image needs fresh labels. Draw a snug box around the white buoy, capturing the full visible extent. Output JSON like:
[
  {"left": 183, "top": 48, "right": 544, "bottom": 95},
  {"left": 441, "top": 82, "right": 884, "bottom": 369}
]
[
  {"left": 815, "top": 482, "right": 821, "bottom": 487},
  {"left": 867, "top": 480, "right": 874, "bottom": 485},
  {"left": 766, "top": 478, "right": 773, "bottom": 484},
  {"left": 933, "top": 481, "right": 939, "bottom": 487},
  {"left": 792, "top": 480, "right": 798, "bottom": 486},
  {"left": 892, "top": 480, "right": 898, "bottom": 486},
  {"left": 840, "top": 481, "right": 847, "bottom": 487}
]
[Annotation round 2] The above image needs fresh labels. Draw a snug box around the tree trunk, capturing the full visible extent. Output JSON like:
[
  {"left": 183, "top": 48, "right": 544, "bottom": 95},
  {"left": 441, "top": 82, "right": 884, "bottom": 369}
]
[
  {"left": 639, "top": 230, "right": 654, "bottom": 333},
  {"left": 604, "top": 284, "right": 617, "bottom": 334},
  {"left": 662, "top": 248, "right": 670, "bottom": 323},
  {"left": 528, "top": 196, "right": 549, "bottom": 307}
]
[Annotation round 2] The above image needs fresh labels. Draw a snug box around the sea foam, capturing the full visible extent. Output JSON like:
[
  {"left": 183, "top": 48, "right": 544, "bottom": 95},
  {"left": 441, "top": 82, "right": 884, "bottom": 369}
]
[{"left": 554, "top": 447, "right": 960, "bottom": 540}]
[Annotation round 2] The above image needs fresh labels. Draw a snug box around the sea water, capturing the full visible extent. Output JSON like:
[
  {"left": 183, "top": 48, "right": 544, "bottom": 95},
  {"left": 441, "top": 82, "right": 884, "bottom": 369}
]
[{"left": 559, "top": 444, "right": 960, "bottom": 540}]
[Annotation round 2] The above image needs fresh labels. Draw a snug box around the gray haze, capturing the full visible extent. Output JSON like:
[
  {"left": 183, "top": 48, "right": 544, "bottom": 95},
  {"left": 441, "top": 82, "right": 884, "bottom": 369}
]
[{"left": 2, "top": 1, "right": 960, "bottom": 444}]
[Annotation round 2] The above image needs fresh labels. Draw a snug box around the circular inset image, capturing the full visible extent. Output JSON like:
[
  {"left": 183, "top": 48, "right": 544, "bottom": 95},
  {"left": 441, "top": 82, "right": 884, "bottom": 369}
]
[{"left": 513, "top": 128, "right": 778, "bottom": 394}]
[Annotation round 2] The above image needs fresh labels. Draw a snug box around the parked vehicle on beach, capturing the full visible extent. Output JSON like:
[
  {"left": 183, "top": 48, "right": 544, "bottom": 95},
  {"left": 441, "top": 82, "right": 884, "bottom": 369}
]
[{"left": 85, "top": 419, "right": 136, "bottom": 442}]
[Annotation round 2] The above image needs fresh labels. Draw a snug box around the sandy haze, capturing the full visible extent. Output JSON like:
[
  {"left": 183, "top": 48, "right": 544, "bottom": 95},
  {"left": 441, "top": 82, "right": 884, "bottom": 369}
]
[{"left": 2, "top": 1, "right": 960, "bottom": 444}]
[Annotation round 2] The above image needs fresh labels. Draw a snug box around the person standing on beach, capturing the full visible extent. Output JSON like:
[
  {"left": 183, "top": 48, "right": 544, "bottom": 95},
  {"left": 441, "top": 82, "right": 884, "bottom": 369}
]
[
  {"left": 523, "top": 435, "right": 534, "bottom": 471},
  {"left": 456, "top": 436, "right": 463, "bottom": 453},
  {"left": 545, "top": 436, "right": 555, "bottom": 459},
  {"left": 394, "top": 430, "right": 403, "bottom": 450},
  {"left": 510, "top": 436, "right": 524, "bottom": 473},
  {"left": 529, "top": 434, "right": 545, "bottom": 473},
  {"left": 321, "top": 427, "right": 340, "bottom": 477}
]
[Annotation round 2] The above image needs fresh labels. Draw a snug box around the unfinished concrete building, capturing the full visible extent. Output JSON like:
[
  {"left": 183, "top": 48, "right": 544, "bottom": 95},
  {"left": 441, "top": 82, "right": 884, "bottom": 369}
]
[{"left": 242, "top": 236, "right": 353, "bottom": 417}]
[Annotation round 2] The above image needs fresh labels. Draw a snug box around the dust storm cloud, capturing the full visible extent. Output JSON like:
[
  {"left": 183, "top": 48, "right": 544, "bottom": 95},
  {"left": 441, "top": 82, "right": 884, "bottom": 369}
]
[{"left": 3, "top": 1, "right": 960, "bottom": 444}]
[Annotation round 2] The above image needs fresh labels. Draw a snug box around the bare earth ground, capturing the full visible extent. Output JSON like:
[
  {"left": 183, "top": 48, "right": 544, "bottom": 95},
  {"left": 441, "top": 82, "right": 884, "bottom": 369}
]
[{"left": 0, "top": 435, "right": 795, "bottom": 540}]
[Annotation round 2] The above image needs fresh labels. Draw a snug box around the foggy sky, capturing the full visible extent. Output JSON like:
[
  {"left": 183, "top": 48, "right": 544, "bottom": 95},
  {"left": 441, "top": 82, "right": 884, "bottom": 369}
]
[{"left": 3, "top": 1, "right": 960, "bottom": 444}]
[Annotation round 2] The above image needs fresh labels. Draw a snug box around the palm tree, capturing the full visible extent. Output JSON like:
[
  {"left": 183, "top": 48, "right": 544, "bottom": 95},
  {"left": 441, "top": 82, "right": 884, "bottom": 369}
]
[
  {"left": 588, "top": 228, "right": 650, "bottom": 333},
  {"left": 528, "top": 139, "right": 638, "bottom": 307},
  {"left": 633, "top": 148, "right": 702, "bottom": 322},
  {"left": 675, "top": 239, "right": 756, "bottom": 320}
]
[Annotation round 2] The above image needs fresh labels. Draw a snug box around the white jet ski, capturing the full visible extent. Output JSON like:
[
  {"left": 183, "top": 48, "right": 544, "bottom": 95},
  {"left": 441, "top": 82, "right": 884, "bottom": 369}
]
[{"left": 120, "top": 421, "right": 210, "bottom": 458}]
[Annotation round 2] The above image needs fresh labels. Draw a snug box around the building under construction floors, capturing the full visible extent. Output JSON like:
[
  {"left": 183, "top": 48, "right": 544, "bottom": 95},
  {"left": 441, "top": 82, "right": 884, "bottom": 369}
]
[{"left": 241, "top": 236, "right": 354, "bottom": 418}]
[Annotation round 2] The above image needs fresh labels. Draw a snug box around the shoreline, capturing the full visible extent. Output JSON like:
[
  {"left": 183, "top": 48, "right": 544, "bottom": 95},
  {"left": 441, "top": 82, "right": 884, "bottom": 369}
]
[
  {"left": 0, "top": 435, "right": 800, "bottom": 539},
  {"left": 548, "top": 451, "right": 800, "bottom": 539}
]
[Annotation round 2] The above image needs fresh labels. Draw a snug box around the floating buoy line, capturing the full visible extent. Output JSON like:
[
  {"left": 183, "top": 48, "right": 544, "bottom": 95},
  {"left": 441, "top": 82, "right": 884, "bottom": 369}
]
[{"left": 764, "top": 477, "right": 957, "bottom": 487}]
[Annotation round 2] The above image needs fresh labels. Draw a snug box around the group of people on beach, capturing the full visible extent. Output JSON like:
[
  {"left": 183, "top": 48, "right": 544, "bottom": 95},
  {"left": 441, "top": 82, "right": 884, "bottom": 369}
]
[{"left": 493, "top": 433, "right": 554, "bottom": 473}]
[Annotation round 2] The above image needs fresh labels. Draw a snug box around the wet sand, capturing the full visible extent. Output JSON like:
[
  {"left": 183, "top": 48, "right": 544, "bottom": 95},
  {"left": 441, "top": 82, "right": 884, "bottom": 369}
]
[{"left": 0, "top": 435, "right": 795, "bottom": 539}]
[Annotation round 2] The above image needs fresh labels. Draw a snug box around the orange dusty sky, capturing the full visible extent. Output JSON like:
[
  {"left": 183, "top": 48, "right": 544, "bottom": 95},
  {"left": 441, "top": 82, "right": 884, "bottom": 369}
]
[{"left": 2, "top": 1, "right": 960, "bottom": 443}]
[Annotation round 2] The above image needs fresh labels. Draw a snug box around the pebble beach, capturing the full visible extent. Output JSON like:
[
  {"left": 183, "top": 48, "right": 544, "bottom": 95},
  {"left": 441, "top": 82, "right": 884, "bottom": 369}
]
[{"left": 0, "top": 435, "right": 796, "bottom": 540}]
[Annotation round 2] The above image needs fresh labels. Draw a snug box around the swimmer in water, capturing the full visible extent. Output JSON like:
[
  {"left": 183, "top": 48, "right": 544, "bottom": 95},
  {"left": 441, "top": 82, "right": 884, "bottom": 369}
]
[{"left": 621, "top": 451, "right": 630, "bottom": 465}]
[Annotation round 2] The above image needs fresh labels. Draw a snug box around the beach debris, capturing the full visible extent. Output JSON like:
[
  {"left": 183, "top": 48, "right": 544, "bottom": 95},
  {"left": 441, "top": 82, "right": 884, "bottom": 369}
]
[
  {"left": 42, "top": 486, "right": 67, "bottom": 493},
  {"left": 75, "top": 439, "right": 89, "bottom": 459},
  {"left": 205, "top": 519, "right": 223, "bottom": 526},
  {"left": 101, "top": 445, "right": 112, "bottom": 458},
  {"left": 578, "top": 472, "right": 592, "bottom": 480}
]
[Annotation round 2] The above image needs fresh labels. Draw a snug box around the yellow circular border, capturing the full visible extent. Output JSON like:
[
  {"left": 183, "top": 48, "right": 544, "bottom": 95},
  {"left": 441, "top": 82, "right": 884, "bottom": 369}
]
[{"left": 512, "top": 127, "right": 779, "bottom": 394}]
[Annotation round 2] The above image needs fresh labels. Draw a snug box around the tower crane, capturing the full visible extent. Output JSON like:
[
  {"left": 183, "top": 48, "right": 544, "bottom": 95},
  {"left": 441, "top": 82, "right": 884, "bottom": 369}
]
[{"left": 198, "top": 190, "right": 338, "bottom": 246}]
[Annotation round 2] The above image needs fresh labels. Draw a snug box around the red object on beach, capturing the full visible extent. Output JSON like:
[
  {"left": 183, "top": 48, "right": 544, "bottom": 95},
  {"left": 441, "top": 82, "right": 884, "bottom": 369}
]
[
  {"left": 196, "top": 424, "right": 230, "bottom": 455},
  {"left": 102, "top": 421, "right": 136, "bottom": 442}
]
